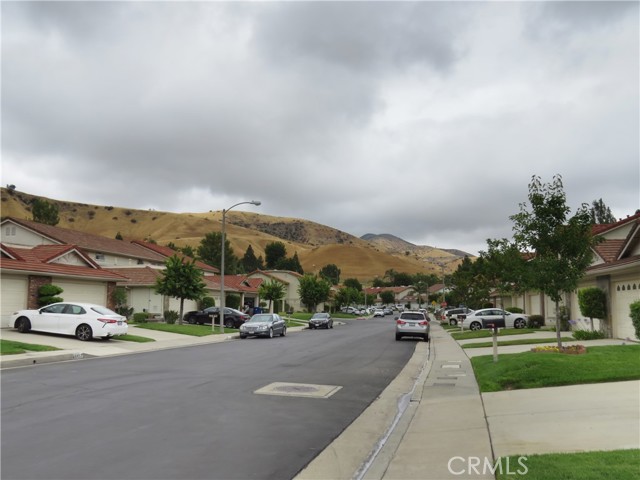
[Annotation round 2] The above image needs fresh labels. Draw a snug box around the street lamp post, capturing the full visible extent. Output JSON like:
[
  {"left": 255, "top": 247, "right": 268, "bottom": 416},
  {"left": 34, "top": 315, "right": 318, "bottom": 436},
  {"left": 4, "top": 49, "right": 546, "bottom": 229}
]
[{"left": 217, "top": 200, "right": 261, "bottom": 333}]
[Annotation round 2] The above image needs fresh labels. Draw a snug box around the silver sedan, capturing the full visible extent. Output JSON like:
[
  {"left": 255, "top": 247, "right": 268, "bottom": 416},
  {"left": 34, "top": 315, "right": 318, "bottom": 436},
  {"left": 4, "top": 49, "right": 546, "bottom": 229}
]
[{"left": 239, "top": 313, "right": 287, "bottom": 339}]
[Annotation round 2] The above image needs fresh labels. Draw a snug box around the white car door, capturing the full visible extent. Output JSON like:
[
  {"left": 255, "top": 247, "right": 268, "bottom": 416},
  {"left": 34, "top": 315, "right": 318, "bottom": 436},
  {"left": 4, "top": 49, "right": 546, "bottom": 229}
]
[
  {"left": 31, "top": 303, "right": 66, "bottom": 333},
  {"left": 58, "top": 303, "right": 86, "bottom": 336}
]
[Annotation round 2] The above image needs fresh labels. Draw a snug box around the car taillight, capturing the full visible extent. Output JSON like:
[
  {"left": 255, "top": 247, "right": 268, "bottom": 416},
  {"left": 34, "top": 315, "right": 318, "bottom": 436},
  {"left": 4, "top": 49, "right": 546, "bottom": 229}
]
[
  {"left": 396, "top": 320, "right": 406, "bottom": 325},
  {"left": 419, "top": 321, "right": 429, "bottom": 326},
  {"left": 97, "top": 318, "right": 118, "bottom": 324}
]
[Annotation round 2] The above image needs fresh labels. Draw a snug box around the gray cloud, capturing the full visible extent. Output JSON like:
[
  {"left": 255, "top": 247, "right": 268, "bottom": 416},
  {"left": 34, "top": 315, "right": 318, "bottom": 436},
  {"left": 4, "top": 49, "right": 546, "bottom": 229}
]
[{"left": 2, "top": 1, "right": 638, "bottom": 256}]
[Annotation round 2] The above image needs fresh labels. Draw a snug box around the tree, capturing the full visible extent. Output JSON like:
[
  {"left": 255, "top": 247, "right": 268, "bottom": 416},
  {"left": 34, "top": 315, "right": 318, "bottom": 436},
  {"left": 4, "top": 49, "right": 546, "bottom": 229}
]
[
  {"left": 265, "top": 241, "right": 287, "bottom": 269},
  {"left": 38, "top": 284, "right": 63, "bottom": 306},
  {"left": 480, "top": 238, "right": 531, "bottom": 311},
  {"left": 343, "top": 278, "right": 362, "bottom": 292},
  {"left": 155, "top": 255, "right": 207, "bottom": 325},
  {"left": 258, "top": 280, "right": 286, "bottom": 313},
  {"left": 380, "top": 290, "right": 395, "bottom": 305},
  {"left": 333, "top": 286, "right": 360, "bottom": 309},
  {"left": 181, "top": 245, "right": 196, "bottom": 258},
  {"left": 510, "top": 175, "right": 599, "bottom": 347},
  {"left": 197, "top": 232, "right": 239, "bottom": 274},
  {"left": 578, "top": 287, "right": 607, "bottom": 332},
  {"left": 391, "top": 272, "right": 413, "bottom": 286},
  {"left": 319, "top": 264, "right": 341, "bottom": 285},
  {"left": 590, "top": 198, "right": 616, "bottom": 224},
  {"left": 32, "top": 198, "right": 60, "bottom": 226},
  {"left": 298, "top": 275, "right": 332, "bottom": 312},
  {"left": 277, "top": 252, "right": 304, "bottom": 274},
  {"left": 241, "top": 245, "right": 264, "bottom": 272}
]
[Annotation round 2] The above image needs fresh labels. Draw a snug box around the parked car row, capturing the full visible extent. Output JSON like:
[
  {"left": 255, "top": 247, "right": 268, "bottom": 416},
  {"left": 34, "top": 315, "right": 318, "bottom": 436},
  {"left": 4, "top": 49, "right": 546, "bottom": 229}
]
[{"left": 183, "top": 307, "right": 250, "bottom": 328}]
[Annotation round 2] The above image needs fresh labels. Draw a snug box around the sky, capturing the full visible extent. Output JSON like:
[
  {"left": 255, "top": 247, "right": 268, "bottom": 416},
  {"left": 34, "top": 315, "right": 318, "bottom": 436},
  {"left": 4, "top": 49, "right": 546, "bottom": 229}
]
[{"left": 2, "top": 1, "right": 639, "bottom": 256}]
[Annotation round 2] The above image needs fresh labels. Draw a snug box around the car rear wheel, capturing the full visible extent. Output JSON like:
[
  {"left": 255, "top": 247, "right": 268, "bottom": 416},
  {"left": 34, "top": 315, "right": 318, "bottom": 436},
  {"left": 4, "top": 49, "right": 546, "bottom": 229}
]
[
  {"left": 449, "top": 319, "right": 457, "bottom": 326},
  {"left": 224, "top": 319, "right": 234, "bottom": 328},
  {"left": 268, "top": 328, "right": 274, "bottom": 338},
  {"left": 76, "top": 324, "right": 93, "bottom": 341},
  {"left": 514, "top": 319, "right": 526, "bottom": 329},
  {"left": 16, "top": 317, "right": 31, "bottom": 333},
  {"left": 281, "top": 327, "right": 287, "bottom": 337},
  {"left": 395, "top": 333, "right": 401, "bottom": 341},
  {"left": 470, "top": 322, "right": 482, "bottom": 331}
]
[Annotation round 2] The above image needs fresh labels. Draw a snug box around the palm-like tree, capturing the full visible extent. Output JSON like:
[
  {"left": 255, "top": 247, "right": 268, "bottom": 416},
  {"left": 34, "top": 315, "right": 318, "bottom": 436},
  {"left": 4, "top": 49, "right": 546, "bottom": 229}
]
[{"left": 258, "top": 280, "right": 286, "bottom": 313}]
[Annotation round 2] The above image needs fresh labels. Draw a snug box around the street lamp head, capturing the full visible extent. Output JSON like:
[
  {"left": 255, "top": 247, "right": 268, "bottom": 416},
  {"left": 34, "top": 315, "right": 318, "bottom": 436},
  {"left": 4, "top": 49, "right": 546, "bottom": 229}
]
[{"left": 251, "top": 200, "right": 261, "bottom": 206}]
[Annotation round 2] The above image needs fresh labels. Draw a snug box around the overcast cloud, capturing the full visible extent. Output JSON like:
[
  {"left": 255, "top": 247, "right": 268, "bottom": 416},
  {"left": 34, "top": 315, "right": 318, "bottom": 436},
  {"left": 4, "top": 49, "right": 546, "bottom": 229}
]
[{"left": 2, "top": 1, "right": 638, "bottom": 255}]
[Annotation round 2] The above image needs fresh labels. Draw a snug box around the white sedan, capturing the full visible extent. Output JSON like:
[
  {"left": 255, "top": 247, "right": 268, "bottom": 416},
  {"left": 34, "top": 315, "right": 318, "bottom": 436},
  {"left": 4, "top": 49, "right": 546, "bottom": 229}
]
[
  {"left": 11, "top": 302, "right": 128, "bottom": 341},
  {"left": 461, "top": 308, "right": 529, "bottom": 331}
]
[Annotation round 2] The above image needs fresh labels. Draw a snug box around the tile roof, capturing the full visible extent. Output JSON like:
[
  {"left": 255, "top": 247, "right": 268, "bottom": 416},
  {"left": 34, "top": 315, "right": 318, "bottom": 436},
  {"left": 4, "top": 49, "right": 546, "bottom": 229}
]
[
  {"left": 106, "top": 267, "right": 165, "bottom": 286},
  {"left": 2, "top": 217, "right": 166, "bottom": 262},
  {"left": 593, "top": 239, "right": 627, "bottom": 263},
  {"left": 0, "top": 245, "right": 126, "bottom": 281}
]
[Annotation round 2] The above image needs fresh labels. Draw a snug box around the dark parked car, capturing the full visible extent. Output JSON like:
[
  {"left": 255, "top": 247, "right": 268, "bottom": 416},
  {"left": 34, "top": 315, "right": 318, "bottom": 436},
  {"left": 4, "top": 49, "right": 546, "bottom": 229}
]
[
  {"left": 239, "top": 313, "right": 287, "bottom": 338},
  {"left": 309, "top": 312, "right": 333, "bottom": 329},
  {"left": 183, "top": 307, "right": 249, "bottom": 328}
]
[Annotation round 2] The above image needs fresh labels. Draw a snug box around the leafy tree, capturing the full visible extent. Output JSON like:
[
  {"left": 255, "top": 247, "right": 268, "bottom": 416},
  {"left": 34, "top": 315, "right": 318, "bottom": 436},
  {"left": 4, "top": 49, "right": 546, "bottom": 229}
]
[
  {"left": 372, "top": 277, "right": 386, "bottom": 287},
  {"left": 590, "top": 198, "right": 616, "bottom": 224},
  {"left": 277, "top": 252, "right": 304, "bottom": 274},
  {"left": 155, "top": 255, "right": 207, "bottom": 325},
  {"left": 630, "top": 300, "right": 640, "bottom": 340},
  {"left": 511, "top": 175, "right": 599, "bottom": 347},
  {"left": 111, "top": 286, "right": 133, "bottom": 318},
  {"left": 197, "top": 232, "right": 239, "bottom": 274},
  {"left": 258, "top": 279, "right": 286, "bottom": 313},
  {"left": 343, "top": 278, "right": 362, "bottom": 292},
  {"left": 298, "top": 274, "right": 332, "bottom": 312},
  {"left": 32, "top": 198, "right": 60, "bottom": 226},
  {"left": 319, "top": 264, "right": 341, "bottom": 285},
  {"left": 333, "top": 286, "right": 360, "bottom": 309},
  {"left": 480, "top": 238, "right": 531, "bottom": 311},
  {"left": 449, "top": 256, "right": 490, "bottom": 308},
  {"left": 578, "top": 287, "right": 607, "bottom": 332},
  {"left": 38, "top": 284, "right": 63, "bottom": 306},
  {"left": 391, "top": 272, "right": 413, "bottom": 286},
  {"left": 265, "top": 241, "right": 287, "bottom": 269},
  {"left": 181, "top": 245, "right": 196, "bottom": 258},
  {"left": 379, "top": 290, "right": 395, "bottom": 305},
  {"left": 241, "top": 245, "right": 264, "bottom": 272}
]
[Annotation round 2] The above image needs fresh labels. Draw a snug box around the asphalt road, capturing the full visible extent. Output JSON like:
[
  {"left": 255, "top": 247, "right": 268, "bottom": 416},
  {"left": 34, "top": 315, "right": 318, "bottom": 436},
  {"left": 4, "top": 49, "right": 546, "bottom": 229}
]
[{"left": 1, "top": 316, "right": 418, "bottom": 480}]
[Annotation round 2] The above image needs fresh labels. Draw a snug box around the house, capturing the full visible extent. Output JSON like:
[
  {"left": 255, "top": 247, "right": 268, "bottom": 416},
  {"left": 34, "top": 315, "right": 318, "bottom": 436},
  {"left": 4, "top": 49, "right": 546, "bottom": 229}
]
[
  {"left": 245, "top": 270, "right": 309, "bottom": 312},
  {"left": 364, "top": 286, "right": 416, "bottom": 307},
  {"left": 0, "top": 216, "right": 263, "bottom": 323},
  {"left": 494, "top": 213, "right": 640, "bottom": 340}
]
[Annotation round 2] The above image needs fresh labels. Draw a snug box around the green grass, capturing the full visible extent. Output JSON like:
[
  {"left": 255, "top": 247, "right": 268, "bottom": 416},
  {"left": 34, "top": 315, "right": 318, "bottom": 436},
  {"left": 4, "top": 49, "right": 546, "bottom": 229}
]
[
  {"left": 462, "top": 337, "right": 575, "bottom": 348},
  {"left": 0, "top": 339, "right": 61, "bottom": 355},
  {"left": 451, "top": 328, "right": 542, "bottom": 340},
  {"left": 496, "top": 449, "right": 640, "bottom": 480},
  {"left": 115, "top": 334, "right": 156, "bottom": 343},
  {"left": 132, "top": 323, "right": 217, "bottom": 336},
  {"left": 472, "top": 344, "right": 640, "bottom": 392}
]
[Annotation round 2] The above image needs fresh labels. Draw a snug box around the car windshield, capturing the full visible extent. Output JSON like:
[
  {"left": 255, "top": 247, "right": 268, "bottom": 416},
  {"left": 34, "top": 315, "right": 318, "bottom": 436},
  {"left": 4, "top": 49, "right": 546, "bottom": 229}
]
[
  {"left": 312, "top": 313, "right": 328, "bottom": 319},
  {"left": 248, "top": 314, "right": 273, "bottom": 323}
]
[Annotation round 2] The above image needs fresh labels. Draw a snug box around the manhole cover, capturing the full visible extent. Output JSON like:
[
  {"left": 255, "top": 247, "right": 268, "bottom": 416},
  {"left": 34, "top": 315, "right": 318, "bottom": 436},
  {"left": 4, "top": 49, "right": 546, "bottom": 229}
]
[{"left": 254, "top": 382, "right": 342, "bottom": 399}]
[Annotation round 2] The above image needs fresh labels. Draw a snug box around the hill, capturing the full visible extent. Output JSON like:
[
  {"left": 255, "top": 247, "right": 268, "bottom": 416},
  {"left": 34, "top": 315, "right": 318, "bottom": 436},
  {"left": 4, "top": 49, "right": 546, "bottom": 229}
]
[{"left": 1, "top": 188, "right": 468, "bottom": 281}]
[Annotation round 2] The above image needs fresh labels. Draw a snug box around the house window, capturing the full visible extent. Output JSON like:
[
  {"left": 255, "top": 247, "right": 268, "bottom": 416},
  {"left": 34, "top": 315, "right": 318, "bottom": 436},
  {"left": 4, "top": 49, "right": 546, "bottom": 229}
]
[
  {"left": 95, "top": 253, "right": 105, "bottom": 261},
  {"left": 4, "top": 226, "right": 16, "bottom": 237}
]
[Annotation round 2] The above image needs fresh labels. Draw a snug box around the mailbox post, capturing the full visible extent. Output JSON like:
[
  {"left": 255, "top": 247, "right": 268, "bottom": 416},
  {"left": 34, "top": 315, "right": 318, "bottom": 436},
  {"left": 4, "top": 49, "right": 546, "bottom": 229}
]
[{"left": 488, "top": 323, "right": 499, "bottom": 363}]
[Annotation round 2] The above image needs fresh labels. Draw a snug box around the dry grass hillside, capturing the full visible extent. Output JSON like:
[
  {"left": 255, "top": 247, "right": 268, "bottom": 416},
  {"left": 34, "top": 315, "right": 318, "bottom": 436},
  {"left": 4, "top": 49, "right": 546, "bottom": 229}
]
[{"left": 1, "top": 188, "right": 466, "bottom": 281}]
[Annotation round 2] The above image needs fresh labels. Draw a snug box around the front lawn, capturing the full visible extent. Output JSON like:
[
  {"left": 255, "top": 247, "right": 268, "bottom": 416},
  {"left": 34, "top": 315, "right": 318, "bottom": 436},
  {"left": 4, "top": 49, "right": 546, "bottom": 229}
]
[
  {"left": 472, "top": 344, "right": 640, "bottom": 392},
  {"left": 132, "top": 323, "right": 217, "bottom": 336},
  {"left": 452, "top": 328, "right": 544, "bottom": 340},
  {"left": 116, "top": 334, "right": 156, "bottom": 343},
  {"left": 462, "top": 337, "right": 575, "bottom": 348},
  {"left": 496, "top": 449, "right": 640, "bottom": 480},
  {"left": 0, "top": 339, "right": 61, "bottom": 355}
]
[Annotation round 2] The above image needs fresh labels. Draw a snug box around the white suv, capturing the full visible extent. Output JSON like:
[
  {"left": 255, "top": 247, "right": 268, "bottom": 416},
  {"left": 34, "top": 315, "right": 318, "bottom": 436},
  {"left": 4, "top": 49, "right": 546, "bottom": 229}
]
[{"left": 395, "top": 311, "right": 430, "bottom": 342}]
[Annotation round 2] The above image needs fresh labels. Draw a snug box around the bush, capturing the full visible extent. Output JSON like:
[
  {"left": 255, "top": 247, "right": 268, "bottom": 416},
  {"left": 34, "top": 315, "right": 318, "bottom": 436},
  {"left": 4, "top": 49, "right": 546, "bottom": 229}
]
[
  {"left": 38, "top": 284, "right": 64, "bottom": 306},
  {"left": 527, "top": 315, "right": 545, "bottom": 329},
  {"left": 164, "top": 310, "right": 179, "bottom": 324},
  {"left": 132, "top": 312, "right": 148, "bottom": 324},
  {"left": 573, "top": 330, "right": 605, "bottom": 340},
  {"left": 199, "top": 296, "right": 215, "bottom": 310},
  {"left": 509, "top": 307, "right": 524, "bottom": 313},
  {"left": 630, "top": 300, "right": 640, "bottom": 340},
  {"left": 226, "top": 294, "right": 241, "bottom": 310}
]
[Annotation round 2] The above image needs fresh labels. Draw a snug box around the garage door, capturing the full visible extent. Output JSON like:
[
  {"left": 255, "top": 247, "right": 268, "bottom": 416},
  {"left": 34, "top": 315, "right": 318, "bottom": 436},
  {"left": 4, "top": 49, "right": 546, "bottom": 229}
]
[
  {"left": 56, "top": 280, "right": 108, "bottom": 306},
  {"left": 612, "top": 280, "right": 640, "bottom": 340},
  {"left": 1, "top": 275, "right": 28, "bottom": 328}
]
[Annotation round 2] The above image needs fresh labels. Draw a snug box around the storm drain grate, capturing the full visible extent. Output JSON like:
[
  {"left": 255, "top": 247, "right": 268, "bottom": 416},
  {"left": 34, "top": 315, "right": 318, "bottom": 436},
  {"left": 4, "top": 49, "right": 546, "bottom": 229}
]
[{"left": 254, "top": 382, "right": 342, "bottom": 399}]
